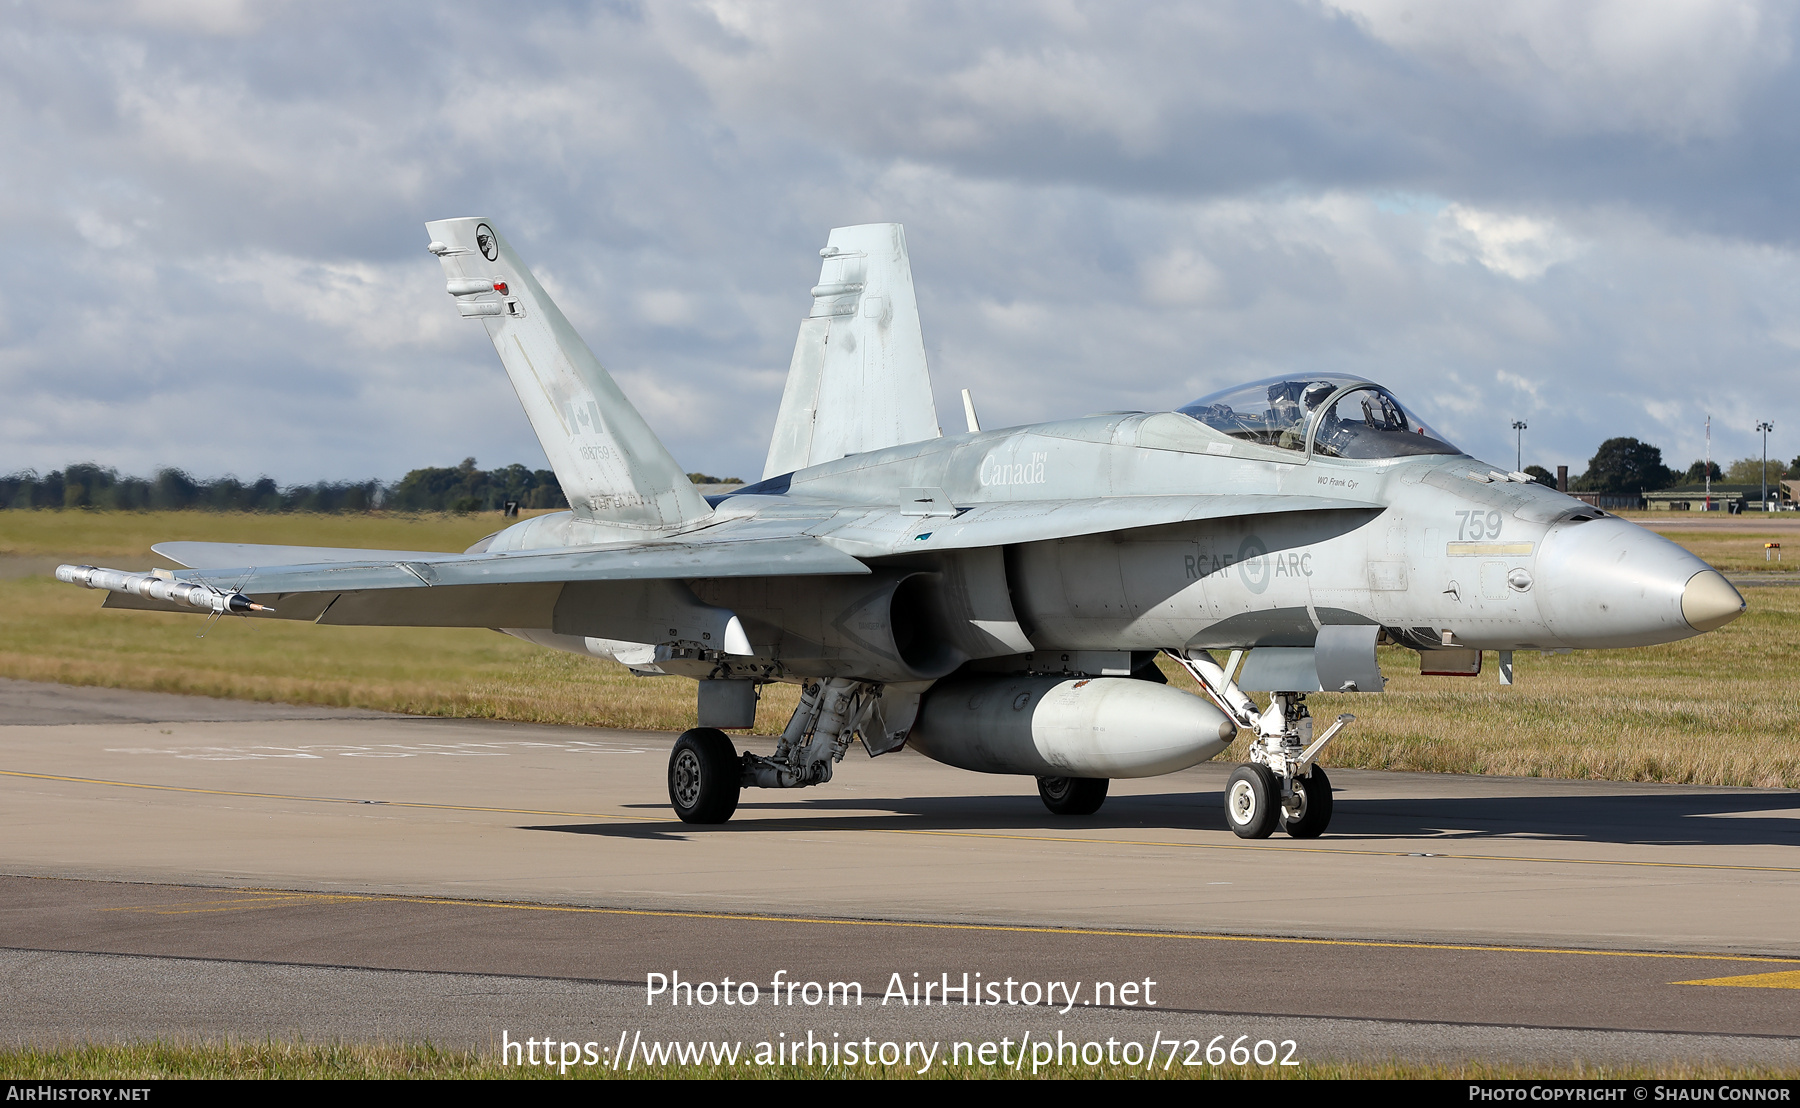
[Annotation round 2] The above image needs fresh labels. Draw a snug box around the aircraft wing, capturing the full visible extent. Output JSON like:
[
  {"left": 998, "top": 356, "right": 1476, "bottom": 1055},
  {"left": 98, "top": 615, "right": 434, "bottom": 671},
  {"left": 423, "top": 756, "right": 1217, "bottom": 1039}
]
[
  {"left": 102, "top": 533, "right": 870, "bottom": 629},
  {"left": 147, "top": 537, "right": 867, "bottom": 586}
]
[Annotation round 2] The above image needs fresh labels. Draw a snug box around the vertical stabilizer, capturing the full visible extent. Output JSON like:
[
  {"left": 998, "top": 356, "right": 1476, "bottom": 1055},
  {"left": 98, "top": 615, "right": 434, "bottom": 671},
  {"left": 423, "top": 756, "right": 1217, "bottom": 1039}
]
[
  {"left": 426, "top": 218, "right": 710, "bottom": 531},
  {"left": 762, "top": 224, "right": 942, "bottom": 479}
]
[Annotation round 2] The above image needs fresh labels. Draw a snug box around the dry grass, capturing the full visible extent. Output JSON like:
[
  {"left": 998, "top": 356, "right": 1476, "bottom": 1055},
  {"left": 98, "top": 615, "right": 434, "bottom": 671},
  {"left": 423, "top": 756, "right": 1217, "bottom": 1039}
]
[
  {"left": 2, "top": 1039, "right": 1793, "bottom": 1080},
  {"left": 1614, "top": 511, "right": 1799, "bottom": 575},
  {"left": 0, "top": 569, "right": 800, "bottom": 735},
  {"left": 1634, "top": 533, "right": 1796, "bottom": 576},
  {"left": 0, "top": 509, "right": 796, "bottom": 733},
  {"left": 2, "top": 509, "right": 1794, "bottom": 782}
]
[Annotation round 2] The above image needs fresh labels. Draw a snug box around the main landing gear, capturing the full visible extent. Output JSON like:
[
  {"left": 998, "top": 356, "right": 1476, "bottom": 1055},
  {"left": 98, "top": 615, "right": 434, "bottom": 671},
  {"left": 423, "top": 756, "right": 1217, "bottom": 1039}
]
[
  {"left": 1165, "top": 649, "right": 1354, "bottom": 840},
  {"left": 667, "top": 727, "right": 740, "bottom": 824},
  {"left": 1036, "top": 775, "right": 1109, "bottom": 816},
  {"left": 668, "top": 677, "right": 918, "bottom": 825}
]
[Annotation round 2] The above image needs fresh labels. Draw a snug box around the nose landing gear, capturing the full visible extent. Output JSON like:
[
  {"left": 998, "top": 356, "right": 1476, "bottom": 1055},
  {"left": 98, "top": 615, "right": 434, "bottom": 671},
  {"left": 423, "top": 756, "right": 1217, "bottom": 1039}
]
[
  {"left": 1224, "top": 764, "right": 1280, "bottom": 838},
  {"left": 1165, "top": 649, "right": 1352, "bottom": 840},
  {"left": 1280, "top": 764, "right": 1333, "bottom": 839}
]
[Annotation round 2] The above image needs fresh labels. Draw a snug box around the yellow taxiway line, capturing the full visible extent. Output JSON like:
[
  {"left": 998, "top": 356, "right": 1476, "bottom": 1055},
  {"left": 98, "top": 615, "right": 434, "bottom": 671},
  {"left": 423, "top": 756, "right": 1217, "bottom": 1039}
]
[
  {"left": 63, "top": 882, "right": 1800, "bottom": 969},
  {"left": 1675, "top": 970, "right": 1800, "bottom": 989}
]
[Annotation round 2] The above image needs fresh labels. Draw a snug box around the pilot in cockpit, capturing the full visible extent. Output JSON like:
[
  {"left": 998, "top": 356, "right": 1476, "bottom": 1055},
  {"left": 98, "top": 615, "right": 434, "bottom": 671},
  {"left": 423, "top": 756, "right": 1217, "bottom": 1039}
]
[
  {"left": 1270, "top": 380, "right": 1337, "bottom": 450},
  {"left": 1178, "top": 373, "right": 1460, "bottom": 459}
]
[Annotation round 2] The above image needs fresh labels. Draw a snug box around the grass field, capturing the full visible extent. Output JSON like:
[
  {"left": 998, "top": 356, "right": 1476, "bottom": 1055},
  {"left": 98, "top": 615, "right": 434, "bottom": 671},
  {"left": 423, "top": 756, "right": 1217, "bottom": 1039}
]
[
  {"left": 2, "top": 1040, "right": 1793, "bottom": 1081},
  {"left": 3, "top": 509, "right": 1794, "bottom": 786},
  {"left": 0, "top": 509, "right": 804, "bottom": 732},
  {"left": 1635, "top": 533, "right": 1795, "bottom": 575},
  {"left": 1612, "top": 510, "right": 1800, "bottom": 576}
]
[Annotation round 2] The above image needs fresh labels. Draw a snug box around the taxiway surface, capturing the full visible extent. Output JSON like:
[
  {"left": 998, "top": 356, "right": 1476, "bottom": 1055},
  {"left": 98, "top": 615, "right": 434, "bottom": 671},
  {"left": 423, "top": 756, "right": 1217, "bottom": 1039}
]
[{"left": 4, "top": 679, "right": 1797, "bottom": 1066}]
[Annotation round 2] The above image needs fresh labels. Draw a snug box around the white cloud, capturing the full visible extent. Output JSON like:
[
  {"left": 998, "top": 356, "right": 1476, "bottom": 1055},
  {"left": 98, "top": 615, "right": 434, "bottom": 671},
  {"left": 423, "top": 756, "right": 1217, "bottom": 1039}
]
[
  {"left": 1495, "top": 369, "right": 1544, "bottom": 406},
  {"left": 1322, "top": 0, "right": 1791, "bottom": 139},
  {"left": 71, "top": 209, "right": 135, "bottom": 250},
  {"left": 43, "top": 0, "right": 284, "bottom": 37},
  {"left": 1140, "top": 248, "right": 1225, "bottom": 307},
  {"left": 633, "top": 290, "right": 697, "bottom": 328},
  {"left": 205, "top": 253, "right": 457, "bottom": 351},
  {"left": 1429, "top": 205, "right": 1583, "bottom": 281},
  {"left": 127, "top": 0, "right": 277, "bottom": 35}
]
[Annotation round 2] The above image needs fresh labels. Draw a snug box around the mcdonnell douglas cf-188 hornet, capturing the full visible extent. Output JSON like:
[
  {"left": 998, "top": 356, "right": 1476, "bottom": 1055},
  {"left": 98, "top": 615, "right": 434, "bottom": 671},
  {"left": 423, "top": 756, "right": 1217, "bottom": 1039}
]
[{"left": 58, "top": 219, "right": 1747, "bottom": 838}]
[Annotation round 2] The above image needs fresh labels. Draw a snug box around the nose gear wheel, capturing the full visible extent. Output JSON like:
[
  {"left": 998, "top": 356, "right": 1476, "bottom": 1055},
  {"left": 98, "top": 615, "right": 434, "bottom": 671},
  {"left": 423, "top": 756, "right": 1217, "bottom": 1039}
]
[
  {"left": 1225, "top": 763, "right": 1280, "bottom": 839},
  {"left": 1281, "top": 766, "right": 1333, "bottom": 839}
]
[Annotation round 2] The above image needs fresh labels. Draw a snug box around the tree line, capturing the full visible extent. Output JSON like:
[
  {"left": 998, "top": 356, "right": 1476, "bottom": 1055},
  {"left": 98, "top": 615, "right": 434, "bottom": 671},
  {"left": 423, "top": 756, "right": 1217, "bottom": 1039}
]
[
  {"left": 1548, "top": 439, "right": 1800, "bottom": 495},
  {"left": 0, "top": 458, "right": 555, "bottom": 513},
  {"left": 0, "top": 458, "right": 746, "bottom": 513},
  {"left": 1, "top": 465, "right": 387, "bottom": 512}
]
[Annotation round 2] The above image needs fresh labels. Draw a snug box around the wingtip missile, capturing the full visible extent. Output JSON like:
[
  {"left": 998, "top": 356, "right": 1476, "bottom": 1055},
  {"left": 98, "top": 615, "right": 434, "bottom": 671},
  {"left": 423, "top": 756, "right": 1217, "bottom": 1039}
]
[{"left": 55, "top": 564, "right": 272, "bottom": 615}]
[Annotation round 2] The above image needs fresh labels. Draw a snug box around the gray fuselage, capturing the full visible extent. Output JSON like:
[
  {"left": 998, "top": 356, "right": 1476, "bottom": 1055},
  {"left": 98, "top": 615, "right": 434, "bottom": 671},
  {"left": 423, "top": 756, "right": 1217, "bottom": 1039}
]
[{"left": 483, "top": 406, "right": 1729, "bottom": 681}]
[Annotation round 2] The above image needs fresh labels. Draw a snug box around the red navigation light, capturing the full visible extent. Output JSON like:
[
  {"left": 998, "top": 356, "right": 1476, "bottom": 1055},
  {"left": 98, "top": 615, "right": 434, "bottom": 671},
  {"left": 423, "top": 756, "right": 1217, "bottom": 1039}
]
[{"left": 492, "top": 281, "right": 509, "bottom": 294}]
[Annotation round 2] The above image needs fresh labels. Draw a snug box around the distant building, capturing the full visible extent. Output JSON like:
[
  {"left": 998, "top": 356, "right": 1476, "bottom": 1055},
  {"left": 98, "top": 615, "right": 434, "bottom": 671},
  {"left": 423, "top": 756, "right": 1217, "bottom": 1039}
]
[
  {"left": 1570, "top": 492, "right": 1646, "bottom": 510},
  {"left": 1569, "top": 492, "right": 1648, "bottom": 510},
  {"left": 1644, "top": 484, "right": 1762, "bottom": 512}
]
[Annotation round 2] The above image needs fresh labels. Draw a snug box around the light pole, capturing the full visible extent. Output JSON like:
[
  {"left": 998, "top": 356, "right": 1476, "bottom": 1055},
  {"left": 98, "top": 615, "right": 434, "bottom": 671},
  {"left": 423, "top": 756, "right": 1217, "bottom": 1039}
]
[
  {"left": 1512, "top": 421, "right": 1527, "bottom": 473},
  {"left": 1758, "top": 421, "right": 1774, "bottom": 511}
]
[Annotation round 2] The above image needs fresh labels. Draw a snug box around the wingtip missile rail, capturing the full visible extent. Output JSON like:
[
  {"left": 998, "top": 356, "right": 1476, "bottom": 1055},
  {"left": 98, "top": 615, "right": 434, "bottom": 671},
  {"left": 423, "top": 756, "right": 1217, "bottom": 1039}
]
[{"left": 55, "top": 565, "right": 273, "bottom": 615}]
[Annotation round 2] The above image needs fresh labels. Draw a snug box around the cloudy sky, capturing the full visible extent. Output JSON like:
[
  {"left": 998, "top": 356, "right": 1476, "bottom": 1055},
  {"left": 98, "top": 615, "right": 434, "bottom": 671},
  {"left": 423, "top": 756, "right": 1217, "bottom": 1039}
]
[{"left": 3, "top": 0, "right": 1796, "bottom": 485}]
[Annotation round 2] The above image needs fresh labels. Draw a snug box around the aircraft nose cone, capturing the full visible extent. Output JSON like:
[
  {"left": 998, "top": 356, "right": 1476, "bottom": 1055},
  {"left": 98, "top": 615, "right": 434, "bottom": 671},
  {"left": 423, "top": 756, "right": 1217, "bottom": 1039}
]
[
  {"left": 1535, "top": 516, "right": 1725, "bottom": 648},
  {"left": 1681, "top": 568, "right": 1745, "bottom": 632}
]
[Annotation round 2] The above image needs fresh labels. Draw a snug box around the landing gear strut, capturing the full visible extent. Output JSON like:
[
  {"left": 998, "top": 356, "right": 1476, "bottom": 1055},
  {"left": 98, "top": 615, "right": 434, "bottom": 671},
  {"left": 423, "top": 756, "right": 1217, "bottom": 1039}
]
[
  {"left": 1165, "top": 649, "right": 1353, "bottom": 840},
  {"left": 668, "top": 678, "right": 922, "bottom": 824},
  {"left": 739, "top": 678, "right": 879, "bottom": 790}
]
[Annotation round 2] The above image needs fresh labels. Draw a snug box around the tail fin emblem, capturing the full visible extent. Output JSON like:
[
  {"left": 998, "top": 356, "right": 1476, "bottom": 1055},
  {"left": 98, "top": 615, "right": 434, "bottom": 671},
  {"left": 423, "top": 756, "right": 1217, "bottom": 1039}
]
[{"left": 476, "top": 223, "right": 498, "bottom": 260}]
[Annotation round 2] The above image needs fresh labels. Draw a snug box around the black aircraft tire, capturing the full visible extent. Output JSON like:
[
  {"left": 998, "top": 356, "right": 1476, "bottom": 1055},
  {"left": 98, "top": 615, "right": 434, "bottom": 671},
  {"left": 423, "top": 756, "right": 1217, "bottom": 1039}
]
[
  {"left": 668, "top": 728, "right": 741, "bottom": 824},
  {"left": 1282, "top": 765, "right": 1333, "bottom": 839},
  {"left": 1037, "top": 775, "right": 1109, "bottom": 816},
  {"left": 1224, "top": 764, "right": 1280, "bottom": 839}
]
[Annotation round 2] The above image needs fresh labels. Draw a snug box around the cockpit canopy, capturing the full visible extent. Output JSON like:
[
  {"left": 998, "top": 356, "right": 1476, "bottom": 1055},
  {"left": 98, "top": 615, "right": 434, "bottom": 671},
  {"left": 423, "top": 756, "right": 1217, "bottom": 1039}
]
[{"left": 1176, "top": 374, "right": 1460, "bottom": 459}]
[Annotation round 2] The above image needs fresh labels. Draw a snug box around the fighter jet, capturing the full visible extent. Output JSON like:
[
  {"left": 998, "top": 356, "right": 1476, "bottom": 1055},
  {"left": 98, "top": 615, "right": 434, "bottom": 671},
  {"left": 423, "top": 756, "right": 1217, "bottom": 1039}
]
[{"left": 57, "top": 219, "right": 1747, "bottom": 838}]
